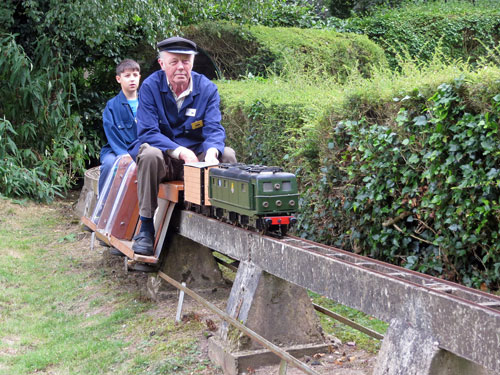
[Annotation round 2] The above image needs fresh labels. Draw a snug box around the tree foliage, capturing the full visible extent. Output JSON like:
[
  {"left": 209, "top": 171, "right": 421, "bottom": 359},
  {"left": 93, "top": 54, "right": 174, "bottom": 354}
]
[{"left": 0, "top": 0, "right": 323, "bottom": 201}]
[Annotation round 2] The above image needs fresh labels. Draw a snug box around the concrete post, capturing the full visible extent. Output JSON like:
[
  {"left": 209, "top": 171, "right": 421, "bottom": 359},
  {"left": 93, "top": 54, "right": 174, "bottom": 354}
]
[
  {"left": 374, "top": 318, "right": 496, "bottom": 375},
  {"left": 209, "top": 261, "right": 327, "bottom": 374},
  {"left": 160, "top": 234, "right": 225, "bottom": 289}
]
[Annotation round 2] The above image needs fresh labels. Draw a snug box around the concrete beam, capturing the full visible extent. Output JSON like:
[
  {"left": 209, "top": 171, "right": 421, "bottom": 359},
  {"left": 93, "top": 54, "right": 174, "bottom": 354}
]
[{"left": 177, "top": 211, "right": 500, "bottom": 373}]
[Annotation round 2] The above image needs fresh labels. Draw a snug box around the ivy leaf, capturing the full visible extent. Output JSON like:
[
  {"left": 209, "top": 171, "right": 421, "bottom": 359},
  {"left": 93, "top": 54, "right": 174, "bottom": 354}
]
[
  {"left": 408, "top": 154, "right": 419, "bottom": 164},
  {"left": 413, "top": 115, "right": 427, "bottom": 126}
]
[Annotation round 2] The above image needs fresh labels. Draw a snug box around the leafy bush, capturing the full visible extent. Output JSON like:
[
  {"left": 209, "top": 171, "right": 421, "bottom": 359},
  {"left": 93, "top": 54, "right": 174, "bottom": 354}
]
[
  {"left": 326, "top": 0, "right": 403, "bottom": 18},
  {"left": 217, "top": 77, "right": 340, "bottom": 173},
  {"left": 0, "top": 34, "right": 88, "bottom": 201},
  {"left": 169, "top": 0, "right": 325, "bottom": 28},
  {"left": 342, "top": 0, "right": 500, "bottom": 68}
]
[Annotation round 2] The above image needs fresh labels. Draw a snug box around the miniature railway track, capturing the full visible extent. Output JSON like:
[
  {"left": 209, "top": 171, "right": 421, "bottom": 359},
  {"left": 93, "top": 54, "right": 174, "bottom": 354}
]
[
  {"left": 281, "top": 235, "right": 500, "bottom": 313},
  {"left": 177, "top": 210, "right": 500, "bottom": 372}
]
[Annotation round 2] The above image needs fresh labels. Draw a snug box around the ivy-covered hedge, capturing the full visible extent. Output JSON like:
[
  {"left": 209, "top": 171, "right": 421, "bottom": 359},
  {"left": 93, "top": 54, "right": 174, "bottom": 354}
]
[
  {"left": 341, "top": 1, "right": 500, "bottom": 68},
  {"left": 302, "top": 68, "right": 500, "bottom": 290},
  {"left": 184, "top": 22, "right": 387, "bottom": 80},
  {"left": 219, "top": 65, "right": 500, "bottom": 290}
]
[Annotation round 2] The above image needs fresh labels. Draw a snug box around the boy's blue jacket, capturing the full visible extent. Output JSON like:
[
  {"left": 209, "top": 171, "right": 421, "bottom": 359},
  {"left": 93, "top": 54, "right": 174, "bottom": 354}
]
[
  {"left": 128, "top": 70, "right": 226, "bottom": 161},
  {"left": 100, "top": 90, "right": 137, "bottom": 161}
]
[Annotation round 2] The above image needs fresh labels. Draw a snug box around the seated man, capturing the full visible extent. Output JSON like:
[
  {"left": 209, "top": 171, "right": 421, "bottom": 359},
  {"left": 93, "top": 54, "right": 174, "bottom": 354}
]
[{"left": 128, "top": 36, "right": 236, "bottom": 256}]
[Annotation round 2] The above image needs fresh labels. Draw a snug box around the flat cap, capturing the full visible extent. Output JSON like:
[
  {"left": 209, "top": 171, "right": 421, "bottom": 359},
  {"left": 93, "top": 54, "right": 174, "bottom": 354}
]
[{"left": 157, "top": 36, "right": 197, "bottom": 55}]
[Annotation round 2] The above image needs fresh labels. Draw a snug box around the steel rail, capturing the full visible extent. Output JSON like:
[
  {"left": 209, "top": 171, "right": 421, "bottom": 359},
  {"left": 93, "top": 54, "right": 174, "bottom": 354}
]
[
  {"left": 157, "top": 271, "right": 320, "bottom": 375},
  {"left": 312, "top": 303, "right": 384, "bottom": 340}
]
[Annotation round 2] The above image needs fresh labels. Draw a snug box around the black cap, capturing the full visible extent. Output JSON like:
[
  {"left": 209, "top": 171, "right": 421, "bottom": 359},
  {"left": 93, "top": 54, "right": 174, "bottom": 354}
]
[{"left": 157, "top": 36, "right": 197, "bottom": 55}]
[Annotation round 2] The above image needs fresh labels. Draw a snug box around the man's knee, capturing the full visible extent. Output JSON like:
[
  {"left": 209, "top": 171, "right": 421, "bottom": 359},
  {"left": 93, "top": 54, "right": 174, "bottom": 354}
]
[
  {"left": 137, "top": 143, "right": 164, "bottom": 166},
  {"left": 221, "top": 147, "right": 237, "bottom": 163}
]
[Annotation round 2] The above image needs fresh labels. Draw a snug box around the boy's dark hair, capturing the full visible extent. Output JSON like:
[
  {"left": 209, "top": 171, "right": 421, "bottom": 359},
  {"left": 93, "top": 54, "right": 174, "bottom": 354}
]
[{"left": 116, "top": 59, "right": 140, "bottom": 75}]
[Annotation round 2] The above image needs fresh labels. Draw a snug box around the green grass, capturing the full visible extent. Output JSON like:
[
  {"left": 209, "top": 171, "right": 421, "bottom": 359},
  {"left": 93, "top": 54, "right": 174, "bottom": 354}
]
[
  {"left": 0, "top": 198, "right": 219, "bottom": 375},
  {"left": 310, "top": 292, "right": 388, "bottom": 353}
]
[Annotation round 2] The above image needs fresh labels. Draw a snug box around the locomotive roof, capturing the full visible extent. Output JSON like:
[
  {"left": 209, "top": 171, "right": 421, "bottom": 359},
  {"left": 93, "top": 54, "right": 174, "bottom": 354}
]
[
  {"left": 210, "top": 163, "right": 296, "bottom": 181},
  {"left": 218, "top": 163, "right": 283, "bottom": 173}
]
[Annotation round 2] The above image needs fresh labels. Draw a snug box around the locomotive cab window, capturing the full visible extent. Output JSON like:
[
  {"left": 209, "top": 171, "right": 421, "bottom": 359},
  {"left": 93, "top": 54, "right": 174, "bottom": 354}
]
[
  {"left": 282, "top": 181, "right": 292, "bottom": 191},
  {"left": 241, "top": 184, "right": 246, "bottom": 192},
  {"left": 263, "top": 182, "right": 273, "bottom": 192},
  {"left": 218, "top": 179, "right": 222, "bottom": 187}
]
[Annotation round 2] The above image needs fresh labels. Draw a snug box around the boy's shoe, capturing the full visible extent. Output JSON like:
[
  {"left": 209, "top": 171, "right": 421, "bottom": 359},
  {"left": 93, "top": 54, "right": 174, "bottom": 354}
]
[
  {"left": 110, "top": 248, "right": 125, "bottom": 257},
  {"left": 98, "top": 239, "right": 110, "bottom": 247},
  {"left": 132, "top": 232, "right": 154, "bottom": 256}
]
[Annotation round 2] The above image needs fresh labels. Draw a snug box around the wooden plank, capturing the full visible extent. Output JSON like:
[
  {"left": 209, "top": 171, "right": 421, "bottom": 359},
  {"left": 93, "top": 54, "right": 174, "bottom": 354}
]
[
  {"left": 154, "top": 202, "right": 176, "bottom": 258},
  {"left": 158, "top": 181, "right": 183, "bottom": 203},
  {"left": 81, "top": 216, "right": 97, "bottom": 232},
  {"left": 153, "top": 200, "right": 170, "bottom": 250},
  {"left": 107, "top": 236, "right": 159, "bottom": 263}
]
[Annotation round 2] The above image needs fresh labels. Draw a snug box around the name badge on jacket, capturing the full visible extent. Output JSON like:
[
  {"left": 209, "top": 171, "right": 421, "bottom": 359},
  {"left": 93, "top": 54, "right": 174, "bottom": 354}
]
[
  {"left": 186, "top": 108, "right": 196, "bottom": 117},
  {"left": 191, "top": 120, "right": 204, "bottom": 129}
]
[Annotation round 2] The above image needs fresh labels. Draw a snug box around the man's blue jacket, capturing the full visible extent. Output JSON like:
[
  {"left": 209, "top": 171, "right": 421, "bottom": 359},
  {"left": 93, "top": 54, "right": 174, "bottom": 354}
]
[
  {"left": 100, "top": 90, "right": 137, "bottom": 161},
  {"left": 128, "top": 70, "right": 226, "bottom": 160}
]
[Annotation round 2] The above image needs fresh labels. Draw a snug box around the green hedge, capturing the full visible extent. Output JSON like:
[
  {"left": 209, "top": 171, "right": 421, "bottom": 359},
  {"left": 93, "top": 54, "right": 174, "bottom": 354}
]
[
  {"left": 184, "top": 22, "right": 387, "bottom": 80},
  {"left": 217, "top": 78, "right": 340, "bottom": 174},
  {"left": 342, "top": 1, "right": 500, "bottom": 68},
  {"left": 219, "top": 63, "right": 500, "bottom": 290}
]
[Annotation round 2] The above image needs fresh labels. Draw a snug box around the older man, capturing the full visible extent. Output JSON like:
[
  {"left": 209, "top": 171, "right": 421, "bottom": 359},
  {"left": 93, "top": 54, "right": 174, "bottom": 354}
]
[{"left": 128, "top": 36, "right": 236, "bottom": 255}]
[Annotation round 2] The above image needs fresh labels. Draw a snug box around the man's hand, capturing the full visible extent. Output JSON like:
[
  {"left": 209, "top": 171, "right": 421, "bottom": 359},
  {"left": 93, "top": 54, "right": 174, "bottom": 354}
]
[
  {"left": 205, "top": 148, "right": 219, "bottom": 165},
  {"left": 179, "top": 148, "right": 199, "bottom": 163}
]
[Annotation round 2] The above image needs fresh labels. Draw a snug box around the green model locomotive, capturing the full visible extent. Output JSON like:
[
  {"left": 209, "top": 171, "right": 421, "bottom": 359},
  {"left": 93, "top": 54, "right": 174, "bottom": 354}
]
[{"left": 184, "top": 163, "right": 299, "bottom": 235}]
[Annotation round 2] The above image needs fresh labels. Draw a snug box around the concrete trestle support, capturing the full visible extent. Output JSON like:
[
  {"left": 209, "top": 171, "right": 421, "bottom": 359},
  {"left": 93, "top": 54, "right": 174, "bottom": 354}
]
[{"left": 208, "top": 261, "right": 328, "bottom": 373}]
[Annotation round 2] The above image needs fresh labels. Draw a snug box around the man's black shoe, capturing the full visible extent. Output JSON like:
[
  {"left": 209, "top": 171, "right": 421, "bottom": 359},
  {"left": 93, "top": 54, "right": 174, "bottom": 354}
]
[{"left": 132, "top": 232, "right": 154, "bottom": 256}]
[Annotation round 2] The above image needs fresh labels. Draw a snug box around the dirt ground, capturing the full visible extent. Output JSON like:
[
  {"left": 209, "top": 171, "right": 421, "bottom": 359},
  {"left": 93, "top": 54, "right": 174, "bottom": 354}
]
[{"left": 68, "top": 192, "right": 377, "bottom": 375}]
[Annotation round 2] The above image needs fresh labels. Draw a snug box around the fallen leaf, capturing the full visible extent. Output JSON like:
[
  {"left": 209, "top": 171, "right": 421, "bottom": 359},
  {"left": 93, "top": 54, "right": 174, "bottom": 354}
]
[{"left": 205, "top": 319, "right": 217, "bottom": 331}]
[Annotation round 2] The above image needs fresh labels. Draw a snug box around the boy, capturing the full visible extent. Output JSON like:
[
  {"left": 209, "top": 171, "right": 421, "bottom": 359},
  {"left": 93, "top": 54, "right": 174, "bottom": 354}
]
[{"left": 98, "top": 59, "right": 141, "bottom": 194}]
